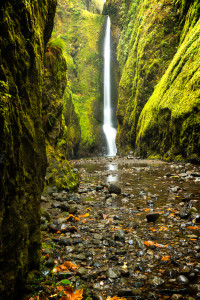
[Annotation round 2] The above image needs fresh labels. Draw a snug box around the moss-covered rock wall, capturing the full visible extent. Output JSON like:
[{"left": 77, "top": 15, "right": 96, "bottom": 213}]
[
  {"left": 104, "top": 0, "right": 200, "bottom": 161},
  {"left": 52, "top": 0, "right": 105, "bottom": 156},
  {"left": 42, "top": 42, "right": 80, "bottom": 194},
  {"left": 0, "top": 0, "right": 57, "bottom": 298},
  {"left": 43, "top": 43, "right": 81, "bottom": 158},
  {"left": 136, "top": 0, "right": 200, "bottom": 162}
]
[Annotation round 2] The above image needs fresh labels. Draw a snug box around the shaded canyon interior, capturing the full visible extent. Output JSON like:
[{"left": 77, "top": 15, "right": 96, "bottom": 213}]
[{"left": 0, "top": 0, "right": 200, "bottom": 298}]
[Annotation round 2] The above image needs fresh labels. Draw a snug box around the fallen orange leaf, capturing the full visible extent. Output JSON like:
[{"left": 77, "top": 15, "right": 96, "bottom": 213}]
[
  {"left": 59, "top": 286, "right": 83, "bottom": 300},
  {"left": 143, "top": 240, "right": 167, "bottom": 248},
  {"left": 161, "top": 255, "right": 170, "bottom": 261},
  {"left": 66, "top": 214, "right": 80, "bottom": 222},
  {"left": 79, "top": 213, "right": 90, "bottom": 218},
  {"left": 56, "top": 261, "right": 78, "bottom": 272},
  {"left": 187, "top": 226, "right": 200, "bottom": 230}
]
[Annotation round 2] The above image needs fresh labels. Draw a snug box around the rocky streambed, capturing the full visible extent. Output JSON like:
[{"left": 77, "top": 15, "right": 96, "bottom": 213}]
[{"left": 29, "top": 156, "right": 200, "bottom": 299}]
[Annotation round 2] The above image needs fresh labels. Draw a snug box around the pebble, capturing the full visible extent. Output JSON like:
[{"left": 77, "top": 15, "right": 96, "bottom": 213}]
[
  {"left": 114, "top": 229, "right": 125, "bottom": 243},
  {"left": 108, "top": 183, "right": 121, "bottom": 194},
  {"left": 171, "top": 294, "right": 183, "bottom": 299},
  {"left": 146, "top": 213, "right": 160, "bottom": 222},
  {"left": 45, "top": 258, "right": 54, "bottom": 268},
  {"left": 106, "top": 268, "right": 121, "bottom": 279},
  {"left": 41, "top": 156, "right": 200, "bottom": 299},
  {"left": 149, "top": 276, "right": 165, "bottom": 286},
  {"left": 177, "top": 275, "right": 189, "bottom": 284}
]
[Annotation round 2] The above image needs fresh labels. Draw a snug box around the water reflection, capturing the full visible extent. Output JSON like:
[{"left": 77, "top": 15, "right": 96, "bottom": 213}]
[
  {"left": 107, "top": 164, "right": 118, "bottom": 182},
  {"left": 108, "top": 164, "right": 118, "bottom": 171}
]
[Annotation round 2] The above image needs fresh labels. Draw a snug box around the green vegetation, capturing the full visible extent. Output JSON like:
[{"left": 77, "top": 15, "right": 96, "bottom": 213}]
[
  {"left": 136, "top": 12, "right": 200, "bottom": 162},
  {"left": 0, "top": 0, "right": 57, "bottom": 298},
  {"left": 52, "top": 0, "right": 105, "bottom": 155},
  {"left": 105, "top": 0, "right": 200, "bottom": 161},
  {"left": 43, "top": 42, "right": 81, "bottom": 158}
]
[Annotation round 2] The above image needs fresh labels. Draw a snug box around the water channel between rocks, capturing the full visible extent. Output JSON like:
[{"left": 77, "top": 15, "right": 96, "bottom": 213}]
[{"left": 41, "top": 156, "right": 200, "bottom": 299}]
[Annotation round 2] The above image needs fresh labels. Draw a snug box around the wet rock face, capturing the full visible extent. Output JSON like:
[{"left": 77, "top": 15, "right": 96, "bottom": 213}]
[{"left": 0, "top": 0, "right": 57, "bottom": 298}]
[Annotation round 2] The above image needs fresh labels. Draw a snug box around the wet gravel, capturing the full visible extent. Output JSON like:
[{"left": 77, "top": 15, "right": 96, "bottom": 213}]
[{"left": 40, "top": 156, "right": 200, "bottom": 299}]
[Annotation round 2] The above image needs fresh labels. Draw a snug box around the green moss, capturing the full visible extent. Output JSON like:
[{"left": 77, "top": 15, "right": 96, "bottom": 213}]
[
  {"left": 52, "top": 0, "right": 105, "bottom": 155},
  {"left": 44, "top": 144, "right": 79, "bottom": 193},
  {"left": 136, "top": 10, "right": 200, "bottom": 161},
  {"left": 0, "top": 0, "right": 57, "bottom": 298},
  {"left": 113, "top": 0, "right": 181, "bottom": 154}
]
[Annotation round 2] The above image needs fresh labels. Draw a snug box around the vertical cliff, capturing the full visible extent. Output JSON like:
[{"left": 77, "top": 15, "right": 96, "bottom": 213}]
[
  {"left": 104, "top": 0, "right": 200, "bottom": 161},
  {"left": 136, "top": 0, "right": 200, "bottom": 162},
  {"left": 43, "top": 42, "right": 81, "bottom": 158},
  {"left": 0, "top": 0, "right": 57, "bottom": 298},
  {"left": 53, "top": 0, "right": 105, "bottom": 156}
]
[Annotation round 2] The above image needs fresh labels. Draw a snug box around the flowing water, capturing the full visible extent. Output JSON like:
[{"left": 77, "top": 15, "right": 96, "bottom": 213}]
[{"left": 103, "top": 17, "right": 117, "bottom": 157}]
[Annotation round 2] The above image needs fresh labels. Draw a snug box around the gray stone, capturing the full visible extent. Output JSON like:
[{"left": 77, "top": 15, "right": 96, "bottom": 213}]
[
  {"left": 75, "top": 254, "right": 86, "bottom": 261},
  {"left": 77, "top": 267, "right": 87, "bottom": 277},
  {"left": 146, "top": 213, "right": 160, "bottom": 222},
  {"left": 59, "top": 237, "right": 71, "bottom": 246},
  {"left": 171, "top": 294, "right": 183, "bottom": 300},
  {"left": 69, "top": 205, "right": 78, "bottom": 214},
  {"left": 176, "top": 275, "right": 189, "bottom": 284},
  {"left": 106, "top": 268, "right": 121, "bottom": 279},
  {"left": 108, "top": 183, "right": 121, "bottom": 194},
  {"left": 118, "top": 288, "right": 136, "bottom": 297},
  {"left": 45, "top": 258, "right": 54, "bottom": 268},
  {"left": 59, "top": 203, "right": 70, "bottom": 212},
  {"left": 114, "top": 229, "right": 125, "bottom": 243},
  {"left": 178, "top": 265, "right": 190, "bottom": 274},
  {"left": 149, "top": 276, "right": 165, "bottom": 286}
]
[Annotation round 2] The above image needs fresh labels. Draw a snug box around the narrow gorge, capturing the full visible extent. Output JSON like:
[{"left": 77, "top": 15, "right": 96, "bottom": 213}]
[{"left": 0, "top": 0, "right": 200, "bottom": 299}]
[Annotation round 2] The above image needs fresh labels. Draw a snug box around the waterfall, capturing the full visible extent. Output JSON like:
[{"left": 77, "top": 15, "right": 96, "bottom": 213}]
[{"left": 103, "top": 16, "right": 117, "bottom": 156}]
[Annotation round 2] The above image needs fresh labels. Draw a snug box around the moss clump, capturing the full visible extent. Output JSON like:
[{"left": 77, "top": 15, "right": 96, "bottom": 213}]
[
  {"left": 44, "top": 144, "right": 79, "bottom": 193},
  {"left": 52, "top": 0, "right": 105, "bottom": 155},
  {"left": 136, "top": 2, "right": 200, "bottom": 162}
]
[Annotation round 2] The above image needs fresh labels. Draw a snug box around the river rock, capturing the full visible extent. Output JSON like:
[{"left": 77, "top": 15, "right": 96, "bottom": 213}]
[
  {"left": 171, "top": 294, "right": 183, "bottom": 300},
  {"left": 59, "top": 237, "right": 71, "bottom": 246},
  {"left": 189, "top": 284, "right": 200, "bottom": 292},
  {"left": 118, "top": 288, "right": 137, "bottom": 297},
  {"left": 96, "top": 186, "right": 104, "bottom": 191},
  {"left": 45, "top": 258, "right": 54, "bottom": 268},
  {"left": 132, "top": 235, "right": 146, "bottom": 250},
  {"left": 59, "top": 203, "right": 70, "bottom": 212},
  {"left": 146, "top": 213, "right": 160, "bottom": 222},
  {"left": 68, "top": 205, "right": 78, "bottom": 214},
  {"left": 77, "top": 267, "right": 88, "bottom": 277},
  {"left": 178, "top": 265, "right": 190, "bottom": 274},
  {"left": 149, "top": 276, "right": 165, "bottom": 286},
  {"left": 108, "top": 183, "right": 121, "bottom": 194},
  {"left": 177, "top": 275, "right": 189, "bottom": 284},
  {"left": 48, "top": 222, "right": 61, "bottom": 233},
  {"left": 179, "top": 207, "right": 190, "bottom": 219},
  {"left": 106, "top": 268, "right": 121, "bottom": 279},
  {"left": 92, "top": 293, "right": 104, "bottom": 300},
  {"left": 114, "top": 229, "right": 125, "bottom": 243},
  {"left": 182, "top": 193, "right": 194, "bottom": 202}
]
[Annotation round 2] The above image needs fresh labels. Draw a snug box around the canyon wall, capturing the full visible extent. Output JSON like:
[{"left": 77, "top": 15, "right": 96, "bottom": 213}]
[{"left": 104, "top": 0, "right": 200, "bottom": 162}]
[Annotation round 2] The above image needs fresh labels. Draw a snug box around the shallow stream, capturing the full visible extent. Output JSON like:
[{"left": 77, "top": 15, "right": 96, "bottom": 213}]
[{"left": 40, "top": 156, "right": 200, "bottom": 299}]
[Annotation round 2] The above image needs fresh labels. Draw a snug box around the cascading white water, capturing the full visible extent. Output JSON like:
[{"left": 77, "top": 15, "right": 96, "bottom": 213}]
[{"left": 103, "top": 16, "right": 117, "bottom": 156}]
